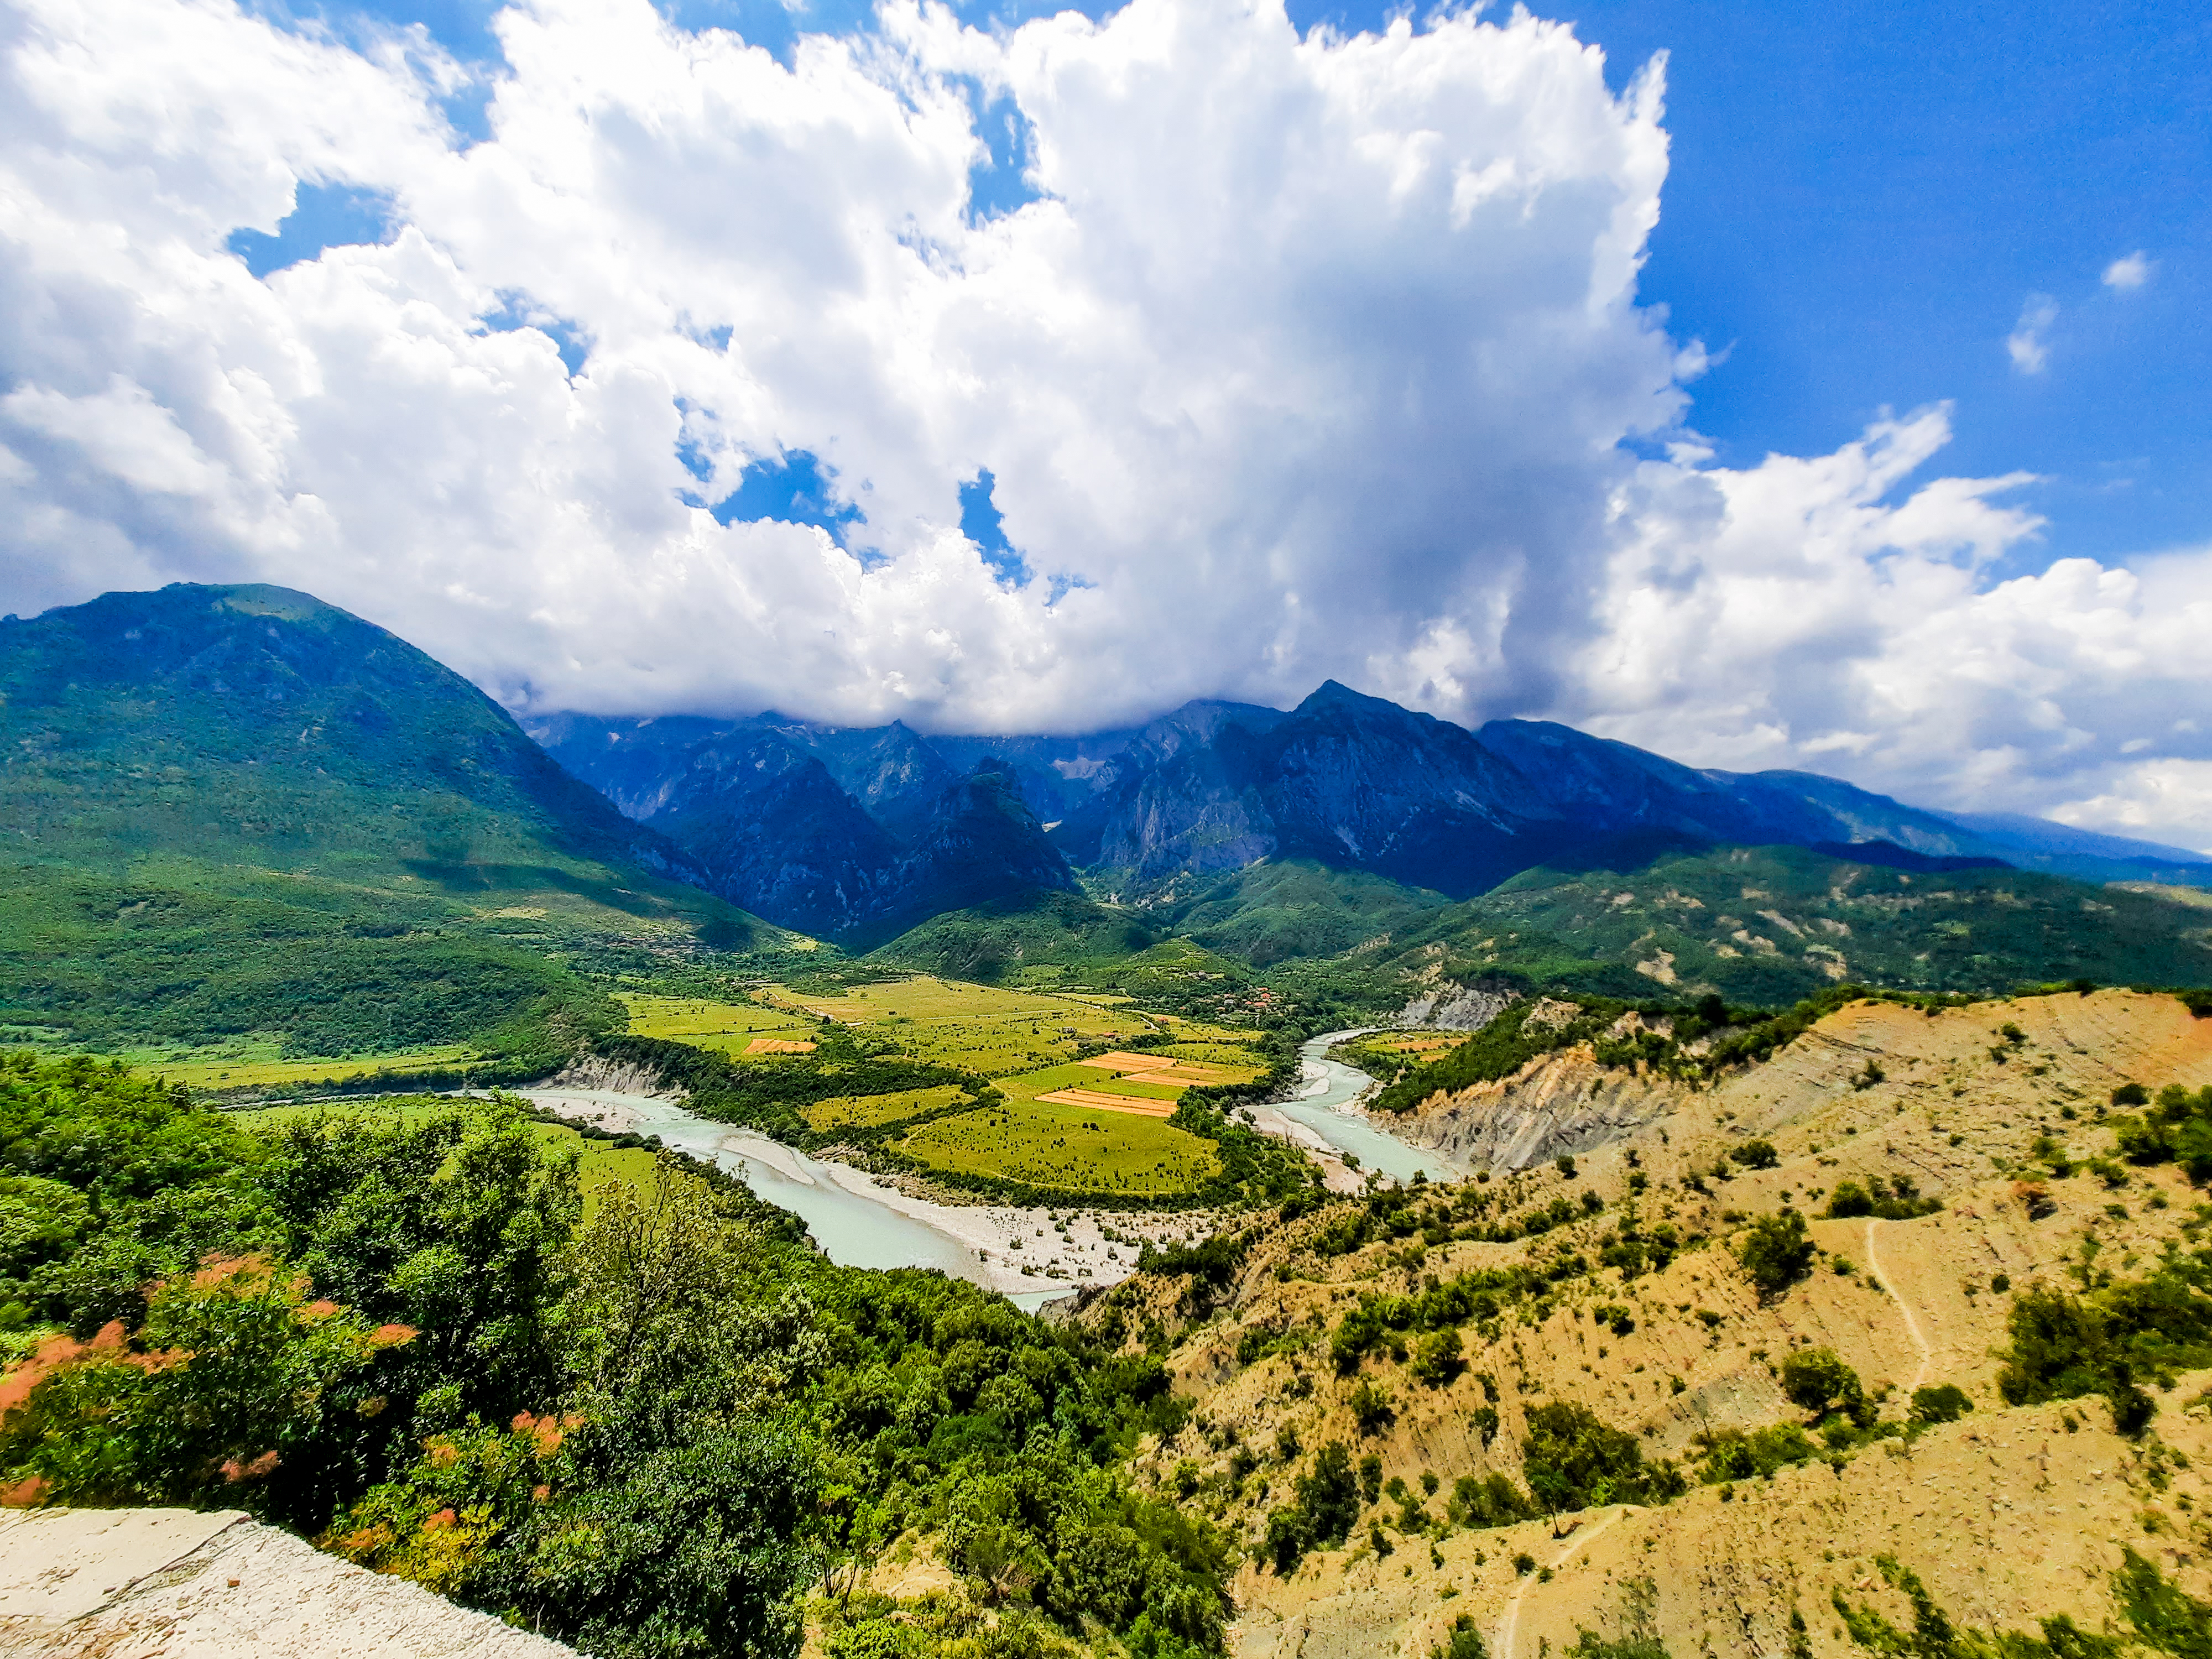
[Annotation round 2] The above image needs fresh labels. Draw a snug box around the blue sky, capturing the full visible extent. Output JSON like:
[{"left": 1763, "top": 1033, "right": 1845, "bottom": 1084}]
[
  {"left": 11, "top": 0, "right": 2210, "bottom": 841},
  {"left": 303, "top": 0, "right": 2209, "bottom": 573}
]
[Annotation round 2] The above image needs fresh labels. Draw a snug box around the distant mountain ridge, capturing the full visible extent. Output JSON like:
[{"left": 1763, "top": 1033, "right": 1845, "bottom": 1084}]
[
  {"left": 531, "top": 712, "right": 1079, "bottom": 945},
  {"left": 534, "top": 680, "right": 2212, "bottom": 941}
]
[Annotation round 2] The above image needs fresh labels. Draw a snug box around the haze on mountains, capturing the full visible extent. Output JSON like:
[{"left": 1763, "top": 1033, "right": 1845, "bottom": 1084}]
[{"left": 531, "top": 670, "right": 2212, "bottom": 977}]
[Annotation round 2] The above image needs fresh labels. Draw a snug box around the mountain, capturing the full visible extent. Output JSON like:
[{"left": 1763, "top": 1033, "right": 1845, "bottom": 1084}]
[
  {"left": 1934, "top": 808, "right": 2212, "bottom": 885},
  {"left": 534, "top": 678, "right": 2209, "bottom": 968},
  {"left": 1367, "top": 838, "right": 2210, "bottom": 1004},
  {"left": 640, "top": 727, "right": 900, "bottom": 938},
  {"left": 534, "top": 709, "right": 1087, "bottom": 946},
  {"left": 0, "top": 583, "right": 771, "bottom": 1062}
]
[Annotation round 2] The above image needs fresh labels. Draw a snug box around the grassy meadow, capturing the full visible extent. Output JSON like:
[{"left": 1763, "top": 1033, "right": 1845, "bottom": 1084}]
[
  {"left": 617, "top": 991, "right": 820, "bottom": 1057},
  {"left": 757, "top": 974, "right": 1157, "bottom": 1075},
  {"left": 896, "top": 1096, "right": 1222, "bottom": 1198}
]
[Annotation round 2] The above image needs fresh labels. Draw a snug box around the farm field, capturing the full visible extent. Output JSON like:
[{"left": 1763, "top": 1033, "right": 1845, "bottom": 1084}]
[
  {"left": 757, "top": 975, "right": 1158, "bottom": 1075},
  {"left": 895, "top": 1096, "right": 1221, "bottom": 1198},
  {"left": 802, "top": 1083, "right": 971, "bottom": 1134},
  {"left": 885, "top": 1036, "right": 1270, "bottom": 1190},
  {"left": 617, "top": 992, "right": 818, "bottom": 1057}
]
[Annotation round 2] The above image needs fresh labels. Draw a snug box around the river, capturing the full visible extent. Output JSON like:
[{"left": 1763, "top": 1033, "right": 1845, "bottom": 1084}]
[
  {"left": 506, "top": 1029, "right": 1457, "bottom": 1306},
  {"left": 1264, "top": 1030, "right": 1463, "bottom": 1183},
  {"left": 512, "top": 1088, "right": 1074, "bottom": 1313}
]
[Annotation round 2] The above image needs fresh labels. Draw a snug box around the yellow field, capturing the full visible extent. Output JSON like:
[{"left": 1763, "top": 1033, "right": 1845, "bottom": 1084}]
[
  {"left": 995, "top": 1061, "right": 1182, "bottom": 1106},
  {"left": 896, "top": 1097, "right": 1220, "bottom": 1197},
  {"left": 1034, "top": 1088, "right": 1177, "bottom": 1118},
  {"left": 757, "top": 975, "right": 1155, "bottom": 1076},
  {"left": 121, "top": 1037, "right": 476, "bottom": 1092},
  {"left": 1153, "top": 1015, "right": 1272, "bottom": 1045},
  {"left": 802, "top": 1084, "right": 971, "bottom": 1134},
  {"left": 1345, "top": 1030, "right": 1462, "bottom": 1056},
  {"left": 617, "top": 992, "right": 819, "bottom": 1057}
]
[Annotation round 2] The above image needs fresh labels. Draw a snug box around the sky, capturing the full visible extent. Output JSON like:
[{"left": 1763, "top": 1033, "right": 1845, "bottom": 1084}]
[{"left": 1, "top": 0, "right": 2208, "bottom": 849}]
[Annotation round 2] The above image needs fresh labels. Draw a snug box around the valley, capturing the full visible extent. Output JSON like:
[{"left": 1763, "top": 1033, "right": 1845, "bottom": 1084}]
[{"left": 6, "top": 582, "right": 2212, "bottom": 1659}]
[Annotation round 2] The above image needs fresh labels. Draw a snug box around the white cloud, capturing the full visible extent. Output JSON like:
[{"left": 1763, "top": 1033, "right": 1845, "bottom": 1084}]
[
  {"left": 0, "top": 0, "right": 2208, "bottom": 846},
  {"left": 2007, "top": 293, "right": 2057, "bottom": 374},
  {"left": 2102, "top": 249, "right": 2154, "bottom": 290}
]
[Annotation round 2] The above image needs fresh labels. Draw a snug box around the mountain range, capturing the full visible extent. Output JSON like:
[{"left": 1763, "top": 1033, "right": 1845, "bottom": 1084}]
[
  {"left": 5, "top": 581, "right": 2208, "bottom": 1058},
  {"left": 532, "top": 679, "right": 2212, "bottom": 947}
]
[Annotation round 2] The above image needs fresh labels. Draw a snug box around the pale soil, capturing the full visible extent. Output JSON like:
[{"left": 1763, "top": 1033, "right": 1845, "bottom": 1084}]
[
  {"left": 0, "top": 1508, "right": 574, "bottom": 1657},
  {"left": 1231, "top": 1388, "right": 2212, "bottom": 1659},
  {"left": 1394, "top": 986, "right": 2212, "bottom": 1179},
  {"left": 1089, "top": 992, "right": 2212, "bottom": 1659}
]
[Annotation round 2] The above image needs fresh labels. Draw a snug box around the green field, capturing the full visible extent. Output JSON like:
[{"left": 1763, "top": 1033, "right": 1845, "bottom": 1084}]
[
  {"left": 993, "top": 1061, "right": 1183, "bottom": 1105},
  {"left": 896, "top": 1098, "right": 1221, "bottom": 1197},
  {"left": 618, "top": 992, "right": 818, "bottom": 1057},
  {"left": 760, "top": 974, "right": 1156, "bottom": 1075},
  {"left": 802, "top": 1083, "right": 971, "bottom": 1134},
  {"left": 1149, "top": 1040, "right": 1271, "bottom": 1074},
  {"left": 110, "top": 1035, "right": 478, "bottom": 1092}
]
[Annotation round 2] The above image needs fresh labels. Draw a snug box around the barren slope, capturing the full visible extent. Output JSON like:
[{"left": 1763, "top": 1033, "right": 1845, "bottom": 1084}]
[{"left": 1081, "top": 990, "right": 2212, "bottom": 1659}]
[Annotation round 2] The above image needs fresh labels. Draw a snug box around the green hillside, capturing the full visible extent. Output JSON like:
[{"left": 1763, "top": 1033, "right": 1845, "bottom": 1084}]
[
  {"left": 0, "top": 585, "right": 784, "bottom": 1070},
  {"left": 869, "top": 889, "right": 1161, "bottom": 983},
  {"left": 1375, "top": 840, "right": 2212, "bottom": 1001}
]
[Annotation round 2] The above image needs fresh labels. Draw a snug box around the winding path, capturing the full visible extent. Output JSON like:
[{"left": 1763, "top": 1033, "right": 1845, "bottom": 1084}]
[
  {"left": 1864, "top": 1217, "right": 1933, "bottom": 1391},
  {"left": 1493, "top": 1505, "right": 1639, "bottom": 1659}
]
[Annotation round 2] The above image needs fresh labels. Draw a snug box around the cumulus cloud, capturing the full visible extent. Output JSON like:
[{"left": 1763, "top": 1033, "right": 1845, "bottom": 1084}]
[
  {"left": 2102, "top": 249, "right": 2154, "bottom": 290},
  {"left": 0, "top": 0, "right": 2206, "bottom": 844},
  {"left": 2006, "top": 293, "right": 2057, "bottom": 374}
]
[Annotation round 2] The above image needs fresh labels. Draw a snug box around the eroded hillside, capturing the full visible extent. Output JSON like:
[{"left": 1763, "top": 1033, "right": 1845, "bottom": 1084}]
[{"left": 1073, "top": 990, "right": 2212, "bottom": 1659}]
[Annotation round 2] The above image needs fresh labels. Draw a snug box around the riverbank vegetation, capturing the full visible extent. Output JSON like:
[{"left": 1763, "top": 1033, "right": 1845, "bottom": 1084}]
[{"left": 0, "top": 1051, "right": 1231, "bottom": 1658}]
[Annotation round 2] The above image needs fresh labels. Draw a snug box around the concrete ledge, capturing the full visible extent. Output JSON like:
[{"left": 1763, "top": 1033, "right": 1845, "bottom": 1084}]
[{"left": 0, "top": 1507, "right": 577, "bottom": 1657}]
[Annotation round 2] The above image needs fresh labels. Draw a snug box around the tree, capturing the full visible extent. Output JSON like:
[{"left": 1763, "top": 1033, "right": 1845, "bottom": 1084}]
[
  {"left": 1410, "top": 1328, "right": 1464, "bottom": 1389},
  {"left": 1778, "top": 1348, "right": 1868, "bottom": 1425},
  {"left": 1521, "top": 1401, "right": 1681, "bottom": 1515},
  {"left": 1738, "top": 1211, "right": 1815, "bottom": 1297},
  {"left": 0, "top": 1253, "right": 412, "bottom": 1513}
]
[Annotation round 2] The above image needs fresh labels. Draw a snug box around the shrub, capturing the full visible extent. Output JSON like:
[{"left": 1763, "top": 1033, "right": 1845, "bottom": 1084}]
[
  {"left": 1265, "top": 1439, "right": 1362, "bottom": 1574},
  {"left": 1410, "top": 1329, "right": 1464, "bottom": 1389},
  {"left": 1823, "top": 1175, "right": 1940, "bottom": 1220},
  {"left": 1448, "top": 1471, "right": 1533, "bottom": 1530},
  {"left": 1349, "top": 1379, "right": 1397, "bottom": 1435},
  {"left": 1521, "top": 1401, "right": 1683, "bottom": 1513},
  {"left": 1697, "top": 1424, "right": 1818, "bottom": 1483},
  {"left": 1729, "top": 1140, "right": 1780, "bottom": 1170},
  {"left": 1433, "top": 1613, "right": 1489, "bottom": 1659},
  {"left": 1778, "top": 1348, "right": 1869, "bottom": 1425},
  {"left": 1738, "top": 1212, "right": 1817, "bottom": 1297},
  {"left": 1908, "top": 1384, "right": 1972, "bottom": 1426}
]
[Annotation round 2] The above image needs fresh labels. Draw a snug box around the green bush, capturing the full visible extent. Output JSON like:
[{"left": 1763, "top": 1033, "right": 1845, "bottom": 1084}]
[
  {"left": 1777, "top": 1348, "right": 1869, "bottom": 1425},
  {"left": 1822, "top": 1175, "right": 1940, "bottom": 1220},
  {"left": 1738, "top": 1211, "right": 1817, "bottom": 1297},
  {"left": 1521, "top": 1401, "right": 1683, "bottom": 1513},
  {"left": 1907, "top": 1384, "right": 1972, "bottom": 1426}
]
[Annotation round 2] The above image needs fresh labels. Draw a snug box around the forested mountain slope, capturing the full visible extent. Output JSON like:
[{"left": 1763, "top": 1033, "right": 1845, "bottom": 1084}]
[{"left": 0, "top": 585, "right": 775, "bottom": 1065}]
